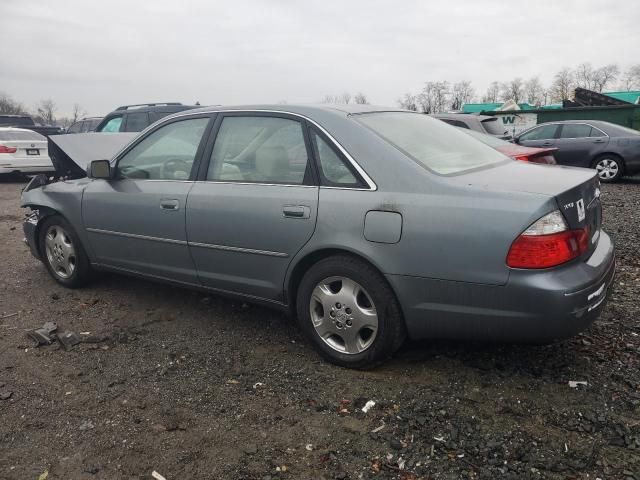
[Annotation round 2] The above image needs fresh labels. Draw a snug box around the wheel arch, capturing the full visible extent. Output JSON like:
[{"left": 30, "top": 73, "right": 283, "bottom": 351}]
[
  {"left": 24, "top": 205, "right": 69, "bottom": 258},
  {"left": 592, "top": 151, "right": 626, "bottom": 169},
  {"left": 284, "top": 247, "right": 404, "bottom": 318}
]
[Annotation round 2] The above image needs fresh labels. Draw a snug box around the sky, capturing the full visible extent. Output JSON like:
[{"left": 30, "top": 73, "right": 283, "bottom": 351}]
[{"left": 1, "top": 0, "right": 638, "bottom": 117}]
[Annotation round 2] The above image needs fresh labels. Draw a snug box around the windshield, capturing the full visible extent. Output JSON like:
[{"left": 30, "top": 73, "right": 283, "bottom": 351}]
[
  {"left": 356, "top": 112, "right": 508, "bottom": 175},
  {"left": 459, "top": 128, "right": 510, "bottom": 147}
]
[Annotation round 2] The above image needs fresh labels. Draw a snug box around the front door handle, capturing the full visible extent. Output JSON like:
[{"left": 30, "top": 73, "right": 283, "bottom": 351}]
[
  {"left": 283, "top": 205, "right": 310, "bottom": 219},
  {"left": 160, "top": 199, "right": 180, "bottom": 211}
]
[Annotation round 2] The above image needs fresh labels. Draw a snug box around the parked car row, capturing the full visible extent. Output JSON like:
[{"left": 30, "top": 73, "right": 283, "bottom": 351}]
[{"left": 20, "top": 104, "right": 615, "bottom": 368}]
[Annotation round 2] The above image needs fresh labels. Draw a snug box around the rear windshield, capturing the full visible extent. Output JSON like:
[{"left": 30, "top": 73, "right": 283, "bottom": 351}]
[
  {"left": 356, "top": 112, "right": 508, "bottom": 175},
  {"left": 0, "top": 130, "right": 45, "bottom": 141},
  {"left": 460, "top": 128, "right": 510, "bottom": 147},
  {"left": 481, "top": 117, "right": 507, "bottom": 136},
  {"left": 0, "top": 116, "right": 34, "bottom": 126}
]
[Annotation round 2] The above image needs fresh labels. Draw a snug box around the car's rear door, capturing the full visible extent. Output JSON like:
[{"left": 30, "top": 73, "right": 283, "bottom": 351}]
[
  {"left": 554, "top": 123, "right": 609, "bottom": 167},
  {"left": 82, "top": 114, "right": 213, "bottom": 283},
  {"left": 185, "top": 112, "right": 319, "bottom": 302}
]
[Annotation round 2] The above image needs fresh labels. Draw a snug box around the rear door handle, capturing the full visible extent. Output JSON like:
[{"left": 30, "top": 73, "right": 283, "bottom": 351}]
[
  {"left": 283, "top": 205, "right": 310, "bottom": 219},
  {"left": 593, "top": 138, "right": 605, "bottom": 143},
  {"left": 160, "top": 199, "right": 180, "bottom": 211},
  {"left": 542, "top": 142, "right": 553, "bottom": 147}
]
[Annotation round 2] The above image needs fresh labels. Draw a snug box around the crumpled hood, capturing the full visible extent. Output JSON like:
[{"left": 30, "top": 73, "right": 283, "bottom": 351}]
[{"left": 48, "top": 133, "right": 137, "bottom": 178}]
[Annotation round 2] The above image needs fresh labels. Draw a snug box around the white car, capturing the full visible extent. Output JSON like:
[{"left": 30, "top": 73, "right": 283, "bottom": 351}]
[{"left": 0, "top": 128, "right": 54, "bottom": 175}]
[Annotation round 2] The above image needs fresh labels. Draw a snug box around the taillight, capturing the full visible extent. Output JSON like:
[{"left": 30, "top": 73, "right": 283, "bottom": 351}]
[
  {"left": 0, "top": 145, "right": 17, "bottom": 154},
  {"left": 507, "top": 210, "right": 589, "bottom": 269},
  {"left": 514, "top": 154, "right": 557, "bottom": 165}
]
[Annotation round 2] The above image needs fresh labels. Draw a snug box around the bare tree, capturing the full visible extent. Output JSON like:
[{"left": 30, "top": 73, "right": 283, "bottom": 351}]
[
  {"left": 592, "top": 64, "right": 619, "bottom": 92},
  {"left": 354, "top": 92, "right": 369, "bottom": 104},
  {"left": 398, "top": 93, "right": 417, "bottom": 111},
  {"left": 620, "top": 64, "right": 640, "bottom": 91},
  {"left": 449, "top": 81, "right": 474, "bottom": 111},
  {"left": 417, "top": 81, "right": 449, "bottom": 113},
  {"left": 551, "top": 67, "right": 575, "bottom": 102},
  {"left": 71, "top": 103, "right": 86, "bottom": 123},
  {"left": 500, "top": 78, "right": 524, "bottom": 103},
  {"left": 0, "top": 93, "right": 25, "bottom": 115},
  {"left": 524, "top": 77, "right": 545, "bottom": 105},
  {"left": 483, "top": 81, "right": 500, "bottom": 103},
  {"left": 36, "top": 99, "right": 57, "bottom": 125},
  {"left": 339, "top": 92, "right": 352, "bottom": 104},
  {"left": 321, "top": 94, "right": 337, "bottom": 104},
  {"left": 575, "top": 63, "right": 595, "bottom": 90}
]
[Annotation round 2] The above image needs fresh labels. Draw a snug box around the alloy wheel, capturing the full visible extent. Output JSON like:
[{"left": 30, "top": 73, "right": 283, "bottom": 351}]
[
  {"left": 309, "top": 276, "right": 378, "bottom": 354},
  {"left": 595, "top": 158, "right": 619, "bottom": 181},
  {"left": 44, "top": 225, "right": 77, "bottom": 279}
]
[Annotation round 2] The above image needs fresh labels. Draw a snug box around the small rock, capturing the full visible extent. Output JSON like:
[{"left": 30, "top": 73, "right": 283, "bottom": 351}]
[
  {"left": 79, "top": 420, "right": 95, "bottom": 431},
  {"left": 151, "top": 424, "right": 167, "bottom": 433},
  {"left": 244, "top": 444, "right": 258, "bottom": 455},
  {"left": 0, "top": 391, "right": 13, "bottom": 400},
  {"left": 390, "top": 439, "right": 403, "bottom": 450},
  {"left": 83, "top": 465, "right": 99, "bottom": 475},
  {"left": 51, "top": 293, "right": 60, "bottom": 300}
]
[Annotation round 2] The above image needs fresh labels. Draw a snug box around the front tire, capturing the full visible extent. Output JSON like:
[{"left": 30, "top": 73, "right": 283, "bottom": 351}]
[
  {"left": 38, "top": 215, "right": 92, "bottom": 288},
  {"left": 593, "top": 155, "right": 623, "bottom": 183},
  {"left": 295, "top": 255, "right": 406, "bottom": 369}
]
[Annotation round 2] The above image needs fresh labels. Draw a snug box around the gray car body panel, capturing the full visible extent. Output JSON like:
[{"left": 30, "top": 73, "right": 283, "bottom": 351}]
[{"left": 21, "top": 104, "right": 615, "bottom": 341}]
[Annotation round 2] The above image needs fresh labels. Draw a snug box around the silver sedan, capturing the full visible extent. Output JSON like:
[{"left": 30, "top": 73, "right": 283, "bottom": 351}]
[{"left": 21, "top": 105, "right": 615, "bottom": 368}]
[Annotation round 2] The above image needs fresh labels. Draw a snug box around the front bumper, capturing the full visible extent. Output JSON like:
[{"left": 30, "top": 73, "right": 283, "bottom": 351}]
[{"left": 387, "top": 230, "right": 616, "bottom": 343}]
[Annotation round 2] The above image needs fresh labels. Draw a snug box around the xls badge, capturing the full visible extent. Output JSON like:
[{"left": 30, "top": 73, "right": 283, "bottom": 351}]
[{"left": 576, "top": 198, "right": 585, "bottom": 222}]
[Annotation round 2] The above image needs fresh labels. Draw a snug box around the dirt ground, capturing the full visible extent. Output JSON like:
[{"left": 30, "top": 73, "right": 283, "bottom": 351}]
[{"left": 0, "top": 176, "right": 639, "bottom": 480}]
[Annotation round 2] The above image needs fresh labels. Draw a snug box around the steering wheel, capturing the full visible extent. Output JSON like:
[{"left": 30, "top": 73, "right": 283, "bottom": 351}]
[{"left": 160, "top": 158, "right": 191, "bottom": 180}]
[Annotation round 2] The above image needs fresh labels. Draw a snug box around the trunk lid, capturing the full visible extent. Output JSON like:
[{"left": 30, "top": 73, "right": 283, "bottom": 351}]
[{"left": 450, "top": 160, "right": 602, "bottom": 254}]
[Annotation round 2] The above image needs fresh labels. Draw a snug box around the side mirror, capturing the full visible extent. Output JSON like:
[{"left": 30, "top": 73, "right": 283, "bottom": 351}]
[{"left": 87, "top": 160, "right": 111, "bottom": 179}]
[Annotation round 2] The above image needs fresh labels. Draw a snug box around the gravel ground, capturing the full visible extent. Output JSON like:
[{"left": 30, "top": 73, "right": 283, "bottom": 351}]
[{"left": 0, "top": 176, "right": 639, "bottom": 480}]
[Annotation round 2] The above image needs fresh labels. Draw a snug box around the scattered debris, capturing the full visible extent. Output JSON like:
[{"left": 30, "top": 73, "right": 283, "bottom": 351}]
[
  {"left": 58, "top": 330, "right": 82, "bottom": 350},
  {"left": 305, "top": 443, "right": 313, "bottom": 451},
  {"left": 568, "top": 381, "right": 588, "bottom": 388},
  {"left": 253, "top": 382, "right": 264, "bottom": 389},
  {"left": 38, "top": 470, "right": 49, "bottom": 480},
  {"left": 151, "top": 471, "right": 167, "bottom": 480},
  {"left": 79, "top": 420, "right": 95, "bottom": 431},
  {"left": 371, "top": 424, "right": 385, "bottom": 433},
  {"left": 361, "top": 400, "right": 376, "bottom": 413},
  {"left": 26, "top": 322, "right": 58, "bottom": 346},
  {"left": 0, "top": 312, "right": 18, "bottom": 320}
]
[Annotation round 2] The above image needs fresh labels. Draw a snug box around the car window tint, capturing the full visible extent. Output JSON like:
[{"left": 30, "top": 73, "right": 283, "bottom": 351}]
[
  {"left": 589, "top": 127, "right": 606, "bottom": 137},
  {"left": 519, "top": 124, "right": 557, "bottom": 141},
  {"left": 117, "top": 118, "right": 209, "bottom": 180},
  {"left": 560, "top": 124, "right": 592, "bottom": 139},
  {"left": 311, "top": 131, "right": 360, "bottom": 186},
  {"left": 149, "top": 111, "right": 170, "bottom": 124},
  {"left": 207, "top": 116, "right": 308, "bottom": 184},
  {"left": 124, "top": 112, "right": 149, "bottom": 132},
  {"left": 442, "top": 119, "right": 469, "bottom": 129},
  {"left": 100, "top": 116, "right": 123, "bottom": 133},
  {"left": 67, "top": 122, "right": 82, "bottom": 133}
]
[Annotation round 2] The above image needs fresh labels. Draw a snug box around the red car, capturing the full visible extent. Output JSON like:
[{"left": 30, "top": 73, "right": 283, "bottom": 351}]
[{"left": 460, "top": 128, "right": 557, "bottom": 164}]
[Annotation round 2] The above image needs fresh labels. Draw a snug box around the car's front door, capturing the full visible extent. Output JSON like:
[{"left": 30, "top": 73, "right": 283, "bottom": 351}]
[
  {"left": 186, "top": 113, "right": 319, "bottom": 301},
  {"left": 82, "top": 115, "right": 212, "bottom": 283},
  {"left": 553, "top": 123, "right": 610, "bottom": 167},
  {"left": 516, "top": 124, "right": 560, "bottom": 149}
]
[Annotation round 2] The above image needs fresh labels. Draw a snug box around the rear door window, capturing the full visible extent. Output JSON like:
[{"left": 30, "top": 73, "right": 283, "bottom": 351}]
[
  {"left": 67, "top": 122, "right": 83, "bottom": 133},
  {"left": 207, "top": 116, "right": 310, "bottom": 185},
  {"left": 310, "top": 130, "right": 362, "bottom": 187},
  {"left": 124, "top": 112, "right": 149, "bottom": 132},
  {"left": 559, "top": 124, "right": 592, "bottom": 139}
]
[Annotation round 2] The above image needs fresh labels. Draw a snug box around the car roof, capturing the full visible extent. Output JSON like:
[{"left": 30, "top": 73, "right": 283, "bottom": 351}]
[
  {"left": 432, "top": 113, "right": 494, "bottom": 121},
  {"left": 0, "top": 127, "right": 38, "bottom": 132}
]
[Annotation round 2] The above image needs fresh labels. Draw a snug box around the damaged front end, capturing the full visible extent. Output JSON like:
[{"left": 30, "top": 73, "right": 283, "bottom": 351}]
[{"left": 21, "top": 132, "right": 137, "bottom": 259}]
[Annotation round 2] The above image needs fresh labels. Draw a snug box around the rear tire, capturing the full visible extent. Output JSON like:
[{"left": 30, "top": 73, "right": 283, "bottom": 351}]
[
  {"left": 38, "top": 215, "right": 92, "bottom": 288},
  {"left": 295, "top": 255, "right": 406, "bottom": 369},
  {"left": 593, "top": 154, "right": 623, "bottom": 183}
]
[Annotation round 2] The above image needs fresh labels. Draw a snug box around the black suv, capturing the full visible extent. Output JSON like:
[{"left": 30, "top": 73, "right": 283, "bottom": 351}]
[{"left": 95, "top": 103, "right": 198, "bottom": 133}]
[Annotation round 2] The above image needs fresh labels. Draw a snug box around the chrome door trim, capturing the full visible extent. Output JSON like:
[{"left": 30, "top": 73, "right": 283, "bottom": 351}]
[
  {"left": 87, "top": 227, "right": 289, "bottom": 257},
  {"left": 189, "top": 241, "right": 288, "bottom": 258},
  {"left": 86, "top": 228, "right": 188, "bottom": 245}
]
